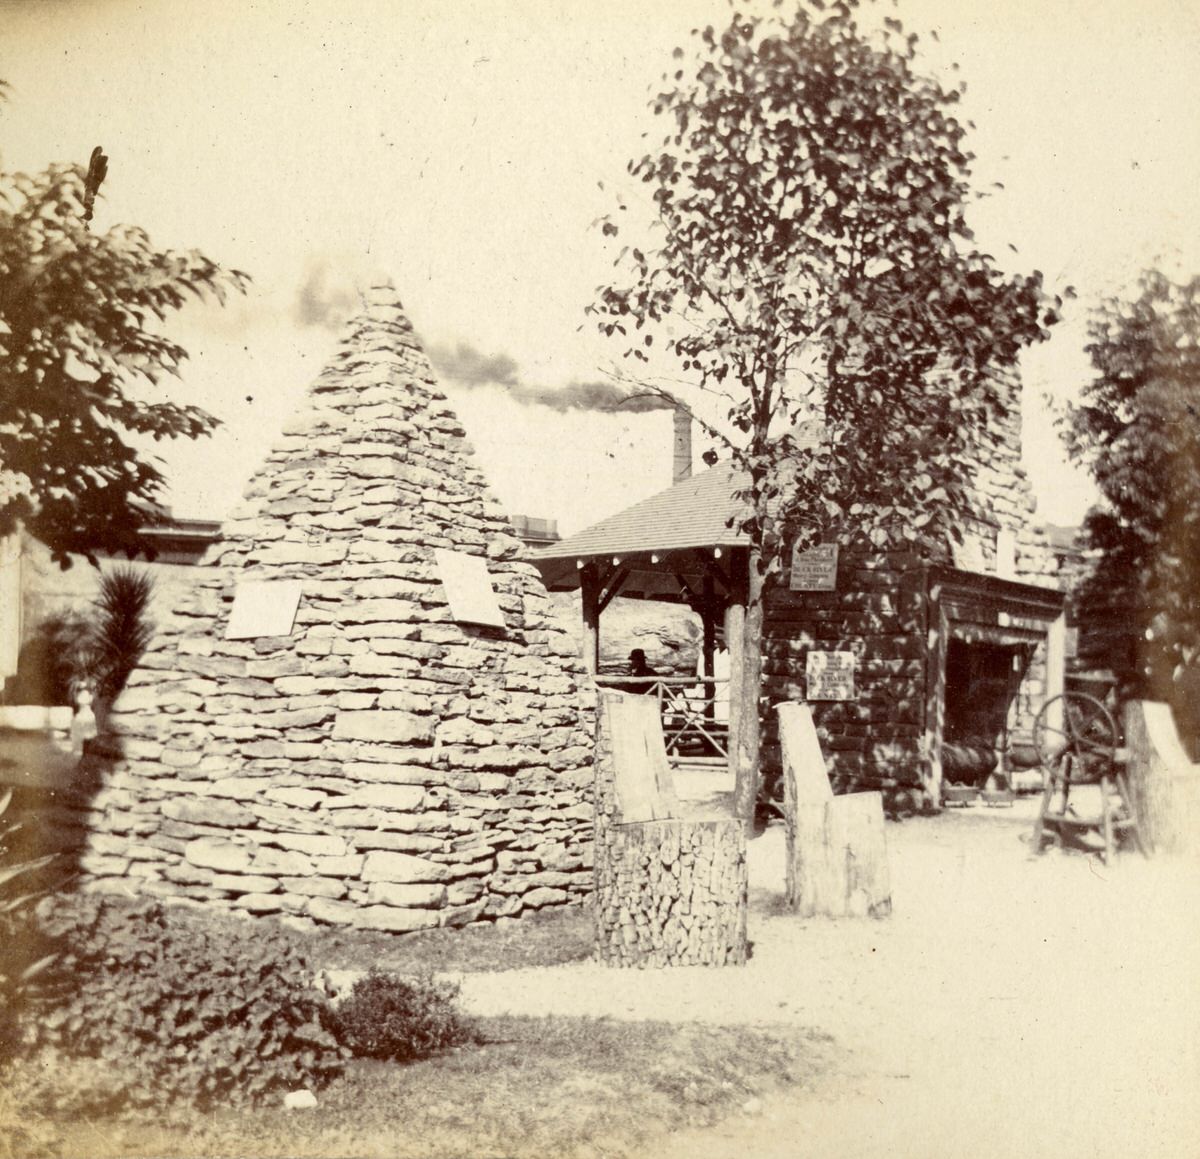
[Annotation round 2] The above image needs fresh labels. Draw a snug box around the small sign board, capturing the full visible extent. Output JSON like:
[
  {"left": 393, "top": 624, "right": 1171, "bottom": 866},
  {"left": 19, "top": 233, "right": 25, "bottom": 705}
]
[
  {"left": 225, "top": 580, "right": 303, "bottom": 640},
  {"left": 789, "top": 542, "right": 838, "bottom": 591},
  {"left": 806, "top": 650, "right": 856, "bottom": 701},
  {"left": 435, "top": 549, "right": 506, "bottom": 629},
  {"left": 951, "top": 534, "right": 986, "bottom": 573}
]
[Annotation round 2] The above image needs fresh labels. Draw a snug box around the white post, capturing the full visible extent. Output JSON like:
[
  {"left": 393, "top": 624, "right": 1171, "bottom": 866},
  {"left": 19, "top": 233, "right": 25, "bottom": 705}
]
[{"left": 1045, "top": 612, "right": 1066, "bottom": 736}]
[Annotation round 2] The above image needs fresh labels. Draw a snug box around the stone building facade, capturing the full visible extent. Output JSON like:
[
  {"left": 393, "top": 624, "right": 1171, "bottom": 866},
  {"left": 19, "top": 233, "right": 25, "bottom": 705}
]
[{"left": 57, "top": 285, "right": 594, "bottom": 931}]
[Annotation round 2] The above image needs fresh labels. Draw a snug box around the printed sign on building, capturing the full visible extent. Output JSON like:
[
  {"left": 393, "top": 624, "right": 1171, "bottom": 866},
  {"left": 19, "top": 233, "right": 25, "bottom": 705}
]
[
  {"left": 789, "top": 542, "right": 838, "bottom": 591},
  {"left": 806, "top": 650, "right": 856, "bottom": 701}
]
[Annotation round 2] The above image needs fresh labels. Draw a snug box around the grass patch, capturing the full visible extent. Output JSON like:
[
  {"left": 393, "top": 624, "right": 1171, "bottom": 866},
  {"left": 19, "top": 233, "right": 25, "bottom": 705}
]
[
  {"left": 4, "top": 1016, "right": 836, "bottom": 1159},
  {"left": 314, "top": 902, "right": 596, "bottom": 974},
  {"left": 40, "top": 895, "right": 596, "bottom": 977}
]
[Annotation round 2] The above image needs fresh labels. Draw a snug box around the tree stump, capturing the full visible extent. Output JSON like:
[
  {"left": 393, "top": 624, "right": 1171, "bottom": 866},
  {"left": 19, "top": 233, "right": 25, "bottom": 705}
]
[
  {"left": 1123, "top": 700, "right": 1200, "bottom": 857},
  {"left": 786, "top": 794, "right": 892, "bottom": 917},
  {"left": 593, "top": 691, "right": 748, "bottom": 967},
  {"left": 779, "top": 701, "right": 892, "bottom": 918}
]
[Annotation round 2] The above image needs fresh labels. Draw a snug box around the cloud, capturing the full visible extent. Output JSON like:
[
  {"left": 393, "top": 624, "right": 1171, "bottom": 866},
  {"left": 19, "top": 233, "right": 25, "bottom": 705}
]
[{"left": 428, "top": 341, "right": 674, "bottom": 414}]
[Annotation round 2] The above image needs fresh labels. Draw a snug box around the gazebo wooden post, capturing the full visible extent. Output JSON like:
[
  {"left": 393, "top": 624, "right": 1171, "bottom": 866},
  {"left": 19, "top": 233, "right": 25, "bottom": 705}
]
[
  {"left": 702, "top": 575, "right": 717, "bottom": 721},
  {"left": 724, "top": 561, "right": 748, "bottom": 786},
  {"left": 580, "top": 563, "right": 601, "bottom": 676}
]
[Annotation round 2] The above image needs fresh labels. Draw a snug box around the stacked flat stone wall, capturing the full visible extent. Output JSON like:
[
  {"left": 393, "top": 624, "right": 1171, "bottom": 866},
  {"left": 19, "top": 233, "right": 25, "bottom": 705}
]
[
  {"left": 46, "top": 285, "right": 594, "bottom": 932},
  {"left": 960, "top": 365, "right": 1058, "bottom": 586}
]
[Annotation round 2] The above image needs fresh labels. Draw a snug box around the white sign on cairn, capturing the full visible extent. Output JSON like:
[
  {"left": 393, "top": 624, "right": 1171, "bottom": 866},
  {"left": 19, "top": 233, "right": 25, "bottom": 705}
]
[
  {"left": 225, "top": 580, "right": 303, "bottom": 640},
  {"left": 435, "top": 548, "right": 506, "bottom": 629}
]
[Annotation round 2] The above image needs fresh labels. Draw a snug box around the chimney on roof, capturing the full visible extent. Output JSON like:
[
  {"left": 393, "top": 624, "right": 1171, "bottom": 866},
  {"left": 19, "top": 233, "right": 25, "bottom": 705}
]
[{"left": 672, "top": 406, "right": 693, "bottom": 484}]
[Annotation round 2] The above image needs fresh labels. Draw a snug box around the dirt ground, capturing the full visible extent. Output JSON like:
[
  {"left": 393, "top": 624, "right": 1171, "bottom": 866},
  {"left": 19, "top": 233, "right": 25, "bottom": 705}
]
[{"left": 458, "top": 799, "right": 1200, "bottom": 1159}]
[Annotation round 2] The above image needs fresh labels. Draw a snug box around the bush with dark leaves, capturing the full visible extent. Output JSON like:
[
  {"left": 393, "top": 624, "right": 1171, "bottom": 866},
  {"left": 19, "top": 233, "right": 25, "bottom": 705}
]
[
  {"left": 27, "top": 896, "right": 346, "bottom": 1109},
  {"left": 329, "top": 969, "right": 477, "bottom": 1062}
]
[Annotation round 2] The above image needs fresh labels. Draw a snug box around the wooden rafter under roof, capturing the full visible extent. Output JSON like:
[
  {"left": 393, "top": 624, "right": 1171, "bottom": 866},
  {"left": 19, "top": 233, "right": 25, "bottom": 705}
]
[{"left": 530, "top": 464, "right": 750, "bottom": 602}]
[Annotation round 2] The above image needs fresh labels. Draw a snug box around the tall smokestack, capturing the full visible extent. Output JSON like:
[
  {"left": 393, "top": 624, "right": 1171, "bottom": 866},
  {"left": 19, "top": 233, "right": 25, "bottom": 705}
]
[{"left": 673, "top": 406, "right": 693, "bottom": 484}]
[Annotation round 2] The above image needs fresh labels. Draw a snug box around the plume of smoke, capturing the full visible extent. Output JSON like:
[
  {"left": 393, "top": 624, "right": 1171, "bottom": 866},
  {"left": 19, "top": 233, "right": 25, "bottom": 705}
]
[
  {"left": 290, "top": 264, "right": 674, "bottom": 415},
  {"left": 293, "top": 258, "right": 368, "bottom": 331},
  {"left": 429, "top": 341, "right": 673, "bottom": 414},
  {"left": 430, "top": 342, "right": 521, "bottom": 387}
]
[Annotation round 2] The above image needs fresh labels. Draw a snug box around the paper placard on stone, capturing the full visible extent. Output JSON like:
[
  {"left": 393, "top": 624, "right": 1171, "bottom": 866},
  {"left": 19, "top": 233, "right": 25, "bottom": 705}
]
[
  {"left": 790, "top": 542, "right": 838, "bottom": 591},
  {"left": 435, "top": 549, "right": 506, "bottom": 629},
  {"left": 806, "top": 650, "right": 856, "bottom": 701},
  {"left": 951, "top": 533, "right": 986, "bottom": 573},
  {"left": 225, "top": 580, "right": 303, "bottom": 640}
]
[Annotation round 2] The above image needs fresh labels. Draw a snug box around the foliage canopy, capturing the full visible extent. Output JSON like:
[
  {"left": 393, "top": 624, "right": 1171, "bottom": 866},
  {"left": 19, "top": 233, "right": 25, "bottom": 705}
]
[
  {"left": 1065, "top": 269, "right": 1200, "bottom": 705},
  {"left": 0, "top": 114, "right": 247, "bottom": 563},
  {"left": 592, "top": 0, "right": 1062, "bottom": 567}
]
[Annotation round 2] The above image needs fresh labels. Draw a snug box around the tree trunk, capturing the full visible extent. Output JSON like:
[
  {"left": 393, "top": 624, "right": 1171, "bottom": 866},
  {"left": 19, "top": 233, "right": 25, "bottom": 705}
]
[
  {"left": 594, "top": 817, "right": 748, "bottom": 967},
  {"left": 787, "top": 792, "right": 892, "bottom": 919},
  {"left": 733, "top": 543, "right": 764, "bottom": 830},
  {"left": 1123, "top": 700, "right": 1200, "bottom": 857},
  {"left": 779, "top": 701, "right": 891, "bottom": 918},
  {"left": 593, "top": 690, "right": 748, "bottom": 967}
]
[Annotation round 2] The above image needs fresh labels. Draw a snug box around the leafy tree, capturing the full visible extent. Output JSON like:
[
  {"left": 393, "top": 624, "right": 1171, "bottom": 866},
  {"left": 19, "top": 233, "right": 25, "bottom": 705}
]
[
  {"left": 1064, "top": 269, "right": 1200, "bottom": 741},
  {"left": 0, "top": 98, "right": 248, "bottom": 564},
  {"left": 591, "top": 0, "right": 1062, "bottom": 820}
]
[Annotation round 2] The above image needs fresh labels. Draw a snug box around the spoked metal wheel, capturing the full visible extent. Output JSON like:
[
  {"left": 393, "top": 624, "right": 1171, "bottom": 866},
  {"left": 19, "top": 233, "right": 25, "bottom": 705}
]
[{"left": 1032, "top": 691, "right": 1118, "bottom": 784}]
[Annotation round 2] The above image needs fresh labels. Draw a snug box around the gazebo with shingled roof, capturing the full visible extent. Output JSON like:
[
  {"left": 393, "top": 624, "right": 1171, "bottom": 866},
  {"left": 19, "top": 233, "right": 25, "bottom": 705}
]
[
  {"left": 532, "top": 462, "right": 755, "bottom": 781},
  {"left": 532, "top": 455, "right": 1067, "bottom": 811}
]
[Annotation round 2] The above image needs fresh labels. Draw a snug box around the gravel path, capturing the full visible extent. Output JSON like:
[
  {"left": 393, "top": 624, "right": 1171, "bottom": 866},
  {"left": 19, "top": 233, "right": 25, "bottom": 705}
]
[{"left": 457, "top": 803, "right": 1200, "bottom": 1158}]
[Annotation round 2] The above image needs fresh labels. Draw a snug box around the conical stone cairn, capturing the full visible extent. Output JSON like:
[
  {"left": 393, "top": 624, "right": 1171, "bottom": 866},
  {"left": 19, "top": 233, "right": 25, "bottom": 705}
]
[{"left": 74, "top": 283, "right": 594, "bottom": 932}]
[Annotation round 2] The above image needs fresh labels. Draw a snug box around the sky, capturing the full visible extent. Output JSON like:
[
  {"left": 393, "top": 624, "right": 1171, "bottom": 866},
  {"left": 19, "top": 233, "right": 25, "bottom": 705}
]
[{"left": 2, "top": 0, "right": 1198, "bottom": 534}]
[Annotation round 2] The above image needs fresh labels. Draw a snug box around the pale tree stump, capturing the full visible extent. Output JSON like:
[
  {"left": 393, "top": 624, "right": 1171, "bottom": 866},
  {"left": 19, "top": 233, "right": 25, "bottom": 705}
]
[
  {"left": 593, "top": 691, "right": 748, "bottom": 967},
  {"left": 778, "top": 702, "right": 892, "bottom": 919},
  {"left": 1123, "top": 700, "right": 1200, "bottom": 858}
]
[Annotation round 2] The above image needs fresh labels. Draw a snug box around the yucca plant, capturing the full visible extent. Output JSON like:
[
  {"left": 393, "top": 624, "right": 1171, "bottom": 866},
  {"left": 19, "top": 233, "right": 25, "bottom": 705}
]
[{"left": 89, "top": 566, "right": 155, "bottom": 705}]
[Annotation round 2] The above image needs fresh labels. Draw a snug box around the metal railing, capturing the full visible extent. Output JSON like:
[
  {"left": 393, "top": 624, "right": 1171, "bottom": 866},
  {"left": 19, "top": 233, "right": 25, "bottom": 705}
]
[{"left": 597, "top": 675, "right": 730, "bottom": 763}]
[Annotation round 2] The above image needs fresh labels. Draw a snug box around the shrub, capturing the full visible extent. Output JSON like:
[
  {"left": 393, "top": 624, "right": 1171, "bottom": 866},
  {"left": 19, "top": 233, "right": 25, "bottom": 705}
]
[
  {"left": 0, "top": 789, "right": 57, "bottom": 1061},
  {"left": 3, "top": 612, "right": 93, "bottom": 705},
  {"left": 329, "top": 969, "right": 477, "bottom": 1062},
  {"left": 2, "top": 566, "right": 153, "bottom": 709},
  {"left": 28, "top": 896, "right": 346, "bottom": 1109}
]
